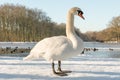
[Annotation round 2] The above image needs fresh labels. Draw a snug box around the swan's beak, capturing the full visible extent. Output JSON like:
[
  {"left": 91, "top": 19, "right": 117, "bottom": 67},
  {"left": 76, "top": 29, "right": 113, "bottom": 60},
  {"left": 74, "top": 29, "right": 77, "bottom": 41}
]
[{"left": 78, "top": 14, "right": 85, "bottom": 20}]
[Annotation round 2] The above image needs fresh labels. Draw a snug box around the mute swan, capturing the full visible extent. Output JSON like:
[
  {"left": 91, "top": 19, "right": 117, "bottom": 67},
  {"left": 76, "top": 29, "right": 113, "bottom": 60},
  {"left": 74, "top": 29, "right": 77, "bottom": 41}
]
[{"left": 24, "top": 7, "right": 85, "bottom": 76}]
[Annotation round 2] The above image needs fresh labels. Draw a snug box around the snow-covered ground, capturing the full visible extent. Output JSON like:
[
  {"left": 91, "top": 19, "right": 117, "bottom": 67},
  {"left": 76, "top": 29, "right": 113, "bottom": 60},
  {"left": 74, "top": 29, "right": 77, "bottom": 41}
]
[
  {"left": 0, "top": 42, "right": 120, "bottom": 80},
  {"left": 0, "top": 55, "right": 120, "bottom": 80}
]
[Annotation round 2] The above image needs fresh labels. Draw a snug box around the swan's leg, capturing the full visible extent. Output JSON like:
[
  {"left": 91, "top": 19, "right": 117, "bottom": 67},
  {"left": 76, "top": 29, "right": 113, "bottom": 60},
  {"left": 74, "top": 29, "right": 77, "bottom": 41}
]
[
  {"left": 52, "top": 61, "right": 67, "bottom": 76},
  {"left": 58, "top": 61, "right": 72, "bottom": 73},
  {"left": 52, "top": 62, "right": 56, "bottom": 73},
  {"left": 58, "top": 61, "right": 62, "bottom": 72}
]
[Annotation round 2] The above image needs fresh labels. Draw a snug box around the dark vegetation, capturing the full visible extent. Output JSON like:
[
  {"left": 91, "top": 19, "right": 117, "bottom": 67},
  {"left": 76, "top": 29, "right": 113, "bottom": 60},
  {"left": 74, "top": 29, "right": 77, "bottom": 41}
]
[
  {"left": 0, "top": 4, "right": 120, "bottom": 42},
  {"left": 84, "top": 16, "right": 120, "bottom": 42},
  {"left": 0, "top": 4, "right": 66, "bottom": 42}
]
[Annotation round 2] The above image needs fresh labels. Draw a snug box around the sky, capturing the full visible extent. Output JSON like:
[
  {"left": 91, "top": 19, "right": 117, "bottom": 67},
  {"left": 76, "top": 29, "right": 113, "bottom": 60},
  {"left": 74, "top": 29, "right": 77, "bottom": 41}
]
[{"left": 0, "top": 0, "right": 120, "bottom": 33}]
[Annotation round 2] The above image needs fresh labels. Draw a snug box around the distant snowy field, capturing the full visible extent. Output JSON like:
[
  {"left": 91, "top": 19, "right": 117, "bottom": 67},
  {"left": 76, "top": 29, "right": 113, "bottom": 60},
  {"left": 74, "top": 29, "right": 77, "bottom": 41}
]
[{"left": 0, "top": 55, "right": 120, "bottom": 80}]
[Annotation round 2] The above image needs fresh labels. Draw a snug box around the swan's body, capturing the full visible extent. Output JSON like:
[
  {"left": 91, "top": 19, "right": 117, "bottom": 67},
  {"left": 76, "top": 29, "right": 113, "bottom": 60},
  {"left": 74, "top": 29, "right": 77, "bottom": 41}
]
[
  {"left": 25, "top": 35, "right": 83, "bottom": 61},
  {"left": 24, "top": 7, "right": 85, "bottom": 76}
]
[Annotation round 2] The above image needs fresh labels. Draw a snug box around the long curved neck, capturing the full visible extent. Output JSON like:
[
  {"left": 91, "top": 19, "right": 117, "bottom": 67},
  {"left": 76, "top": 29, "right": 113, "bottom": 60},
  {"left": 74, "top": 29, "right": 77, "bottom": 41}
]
[
  {"left": 65, "top": 8, "right": 84, "bottom": 50},
  {"left": 66, "top": 11, "right": 80, "bottom": 49},
  {"left": 66, "top": 11, "right": 76, "bottom": 39}
]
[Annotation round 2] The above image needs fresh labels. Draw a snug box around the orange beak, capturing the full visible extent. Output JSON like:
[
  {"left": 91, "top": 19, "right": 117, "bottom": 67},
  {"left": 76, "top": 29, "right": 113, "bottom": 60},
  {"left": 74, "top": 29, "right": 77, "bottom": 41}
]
[{"left": 78, "top": 13, "right": 85, "bottom": 20}]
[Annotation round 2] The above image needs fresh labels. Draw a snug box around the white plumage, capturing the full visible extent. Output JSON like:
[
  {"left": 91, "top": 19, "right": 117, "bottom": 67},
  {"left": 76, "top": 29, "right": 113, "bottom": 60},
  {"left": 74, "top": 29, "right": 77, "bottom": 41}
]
[
  {"left": 24, "top": 35, "right": 83, "bottom": 61},
  {"left": 24, "top": 7, "right": 85, "bottom": 76}
]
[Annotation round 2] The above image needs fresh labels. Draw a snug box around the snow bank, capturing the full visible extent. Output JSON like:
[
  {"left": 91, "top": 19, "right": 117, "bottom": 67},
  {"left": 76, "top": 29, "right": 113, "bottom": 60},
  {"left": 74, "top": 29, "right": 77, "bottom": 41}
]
[{"left": 0, "top": 55, "right": 120, "bottom": 80}]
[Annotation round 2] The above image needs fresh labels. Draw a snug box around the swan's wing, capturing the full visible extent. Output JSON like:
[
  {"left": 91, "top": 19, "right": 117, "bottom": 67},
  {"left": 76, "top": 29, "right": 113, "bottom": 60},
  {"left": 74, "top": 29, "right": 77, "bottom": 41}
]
[
  {"left": 32, "top": 36, "right": 72, "bottom": 54},
  {"left": 25, "top": 36, "right": 72, "bottom": 60}
]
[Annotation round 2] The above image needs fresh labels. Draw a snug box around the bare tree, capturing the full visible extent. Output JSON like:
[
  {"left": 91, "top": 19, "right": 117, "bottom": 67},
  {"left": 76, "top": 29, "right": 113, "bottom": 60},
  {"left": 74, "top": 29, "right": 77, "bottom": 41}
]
[
  {"left": 108, "top": 16, "right": 120, "bottom": 42},
  {"left": 0, "top": 4, "right": 70, "bottom": 42}
]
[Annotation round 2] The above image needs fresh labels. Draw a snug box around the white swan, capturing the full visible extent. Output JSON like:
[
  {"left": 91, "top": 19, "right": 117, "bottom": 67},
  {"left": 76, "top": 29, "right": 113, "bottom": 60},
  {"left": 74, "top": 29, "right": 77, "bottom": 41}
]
[{"left": 24, "top": 7, "right": 85, "bottom": 76}]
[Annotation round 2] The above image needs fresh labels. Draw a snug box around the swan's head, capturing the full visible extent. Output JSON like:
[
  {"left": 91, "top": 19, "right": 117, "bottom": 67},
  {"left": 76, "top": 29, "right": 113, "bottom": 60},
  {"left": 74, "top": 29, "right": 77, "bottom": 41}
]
[{"left": 69, "top": 7, "right": 85, "bottom": 20}]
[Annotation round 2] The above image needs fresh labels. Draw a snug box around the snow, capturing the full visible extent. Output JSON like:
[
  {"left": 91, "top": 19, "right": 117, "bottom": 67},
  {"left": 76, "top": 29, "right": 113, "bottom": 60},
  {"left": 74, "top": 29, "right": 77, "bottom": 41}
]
[
  {"left": 0, "top": 55, "right": 120, "bottom": 80},
  {"left": 0, "top": 42, "right": 36, "bottom": 49},
  {"left": 0, "top": 42, "right": 120, "bottom": 80}
]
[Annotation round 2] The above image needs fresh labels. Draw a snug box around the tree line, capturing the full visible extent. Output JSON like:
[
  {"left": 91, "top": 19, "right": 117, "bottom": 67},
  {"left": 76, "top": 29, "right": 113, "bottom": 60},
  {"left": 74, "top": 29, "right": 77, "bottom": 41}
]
[
  {"left": 0, "top": 4, "right": 119, "bottom": 42},
  {"left": 0, "top": 4, "right": 66, "bottom": 41},
  {"left": 84, "top": 16, "right": 120, "bottom": 42}
]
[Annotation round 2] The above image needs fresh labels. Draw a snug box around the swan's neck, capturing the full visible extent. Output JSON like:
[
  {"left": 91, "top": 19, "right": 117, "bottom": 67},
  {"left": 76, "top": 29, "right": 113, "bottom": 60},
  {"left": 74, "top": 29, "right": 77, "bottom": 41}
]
[
  {"left": 66, "top": 12, "right": 80, "bottom": 49},
  {"left": 66, "top": 12, "right": 76, "bottom": 38}
]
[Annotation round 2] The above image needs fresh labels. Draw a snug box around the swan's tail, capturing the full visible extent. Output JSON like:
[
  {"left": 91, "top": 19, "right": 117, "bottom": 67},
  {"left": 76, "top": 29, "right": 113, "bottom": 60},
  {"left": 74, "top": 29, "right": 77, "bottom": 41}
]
[
  {"left": 23, "top": 52, "right": 45, "bottom": 60},
  {"left": 23, "top": 54, "right": 33, "bottom": 60}
]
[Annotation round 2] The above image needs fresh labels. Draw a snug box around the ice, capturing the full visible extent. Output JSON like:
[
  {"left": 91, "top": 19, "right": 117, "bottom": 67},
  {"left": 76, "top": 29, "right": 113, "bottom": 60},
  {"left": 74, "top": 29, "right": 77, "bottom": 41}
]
[
  {"left": 0, "top": 55, "right": 120, "bottom": 80},
  {"left": 0, "top": 42, "right": 120, "bottom": 80},
  {"left": 0, "top": 42, "right": 36, "bottom": 49}
]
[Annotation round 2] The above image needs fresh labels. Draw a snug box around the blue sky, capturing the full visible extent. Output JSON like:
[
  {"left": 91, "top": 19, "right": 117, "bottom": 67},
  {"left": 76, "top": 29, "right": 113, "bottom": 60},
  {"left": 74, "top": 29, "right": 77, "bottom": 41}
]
[{"left": 0, "top": 0, "right": 120, "bottom": 33}]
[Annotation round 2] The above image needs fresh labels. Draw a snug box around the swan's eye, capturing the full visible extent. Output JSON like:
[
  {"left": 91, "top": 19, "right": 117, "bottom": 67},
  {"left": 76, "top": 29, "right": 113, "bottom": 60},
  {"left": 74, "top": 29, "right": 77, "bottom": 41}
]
[{"left": 77, "top": 10, "right": 83, "bottom": 15}]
